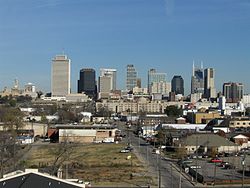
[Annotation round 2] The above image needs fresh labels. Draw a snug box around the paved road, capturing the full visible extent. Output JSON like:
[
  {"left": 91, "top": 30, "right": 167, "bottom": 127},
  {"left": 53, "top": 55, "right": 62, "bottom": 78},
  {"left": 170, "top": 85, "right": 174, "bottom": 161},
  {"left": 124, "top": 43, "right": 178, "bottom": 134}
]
[{"left": 117, "top": 122, "right": 194, "bottom": 188}]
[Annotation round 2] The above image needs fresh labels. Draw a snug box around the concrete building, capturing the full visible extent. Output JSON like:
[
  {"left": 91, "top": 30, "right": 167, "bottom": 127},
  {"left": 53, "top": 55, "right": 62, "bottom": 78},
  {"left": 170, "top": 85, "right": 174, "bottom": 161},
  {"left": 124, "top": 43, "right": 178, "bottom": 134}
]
[
  {"left": 229, "top": 117, "right": 250, "bottom": 128},
  {"left": 223, "top": 82, "right": 244, "bottom": 103},
  {"left": 187, "top": 112, "right": 221, "bottom": 124},
  {"left": 204, "top": 68, "right": 216, "bottom": 99},
  {"left": 98, "top": 75, "right": 112, "bottom": 99},
  {"left": 126, "top": 64, "right": 137, "bottom": 91},
  {"left": 243, "top": 94, "right": 250, "bottom": 107},
  {"left": 148, "top": 69, "right": 167, "bottom": 94},
  {"left": 151, "top": 81, "right": 171, "bottom": 95},
  {"left": 77, "top": 68, "right": 97, "bottom": 99},
  {"left": 56, "top": 124, "right": 117, "bottom": 143},
  {"left": 191, "top": 93, "right": 203, "bottom": 103},
  {"left": 65, "top": 93, "right": 91, "bottom": 103},
  {"left": 51, "top": 55, "right": 71, "bottom": 97},
  {"left": 171, "top": 75, "right": 184, "bottom": 95},
  {"left": 136, "top": 78, "right": 142, "bottom": 88},
  {"left": 23, "top": 83, "right": 37, "bottom": 99},
  {"left": 100, "top": 68, "right": 117, "bottom": 90}
]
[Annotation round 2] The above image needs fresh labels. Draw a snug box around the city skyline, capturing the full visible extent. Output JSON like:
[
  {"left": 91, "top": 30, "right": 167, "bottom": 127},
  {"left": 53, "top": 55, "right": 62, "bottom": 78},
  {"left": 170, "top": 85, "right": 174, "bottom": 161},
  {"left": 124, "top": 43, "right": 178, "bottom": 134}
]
[{"left": 0, "top": 1, "right": 250, "bottom": 94}]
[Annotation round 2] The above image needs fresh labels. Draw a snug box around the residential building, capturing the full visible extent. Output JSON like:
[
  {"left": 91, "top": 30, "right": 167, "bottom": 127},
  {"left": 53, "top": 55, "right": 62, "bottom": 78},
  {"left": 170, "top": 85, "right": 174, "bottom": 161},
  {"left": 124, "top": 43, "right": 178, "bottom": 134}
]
[
  {"left": 191, "top": 63, "right": 204, "bottom": 94},
  {"left": 223, "top": 82, "right": 244, "bottom": 103},
  {"left": 204, "top": 68, "right": 216, "bottom": 99},
  {"left": 77, "top": 68, "right": 97, "bottom": 99},
  {"left": 51, "top": 55, "right": 71, "bottom": 97},
  {"left": 0, "top": 169, "right": 85, "bottom": 188},
  {"left": 171, "top": 75, "right": 184, "bottom": 95},
  {"left": 148, "top": 69, "right": 167, "bottom": 94},
  {"left": 187, "top": 112, "right": 221, "bottom": 124},
  {"left": 126, "top": 64, "right": 137, "bottom": 91},
  {"left": 182, "top": 134, "right": 238, "bottom": 154},
  {"left": 100, "top": 68, "right": 117, "bottom": 90}
]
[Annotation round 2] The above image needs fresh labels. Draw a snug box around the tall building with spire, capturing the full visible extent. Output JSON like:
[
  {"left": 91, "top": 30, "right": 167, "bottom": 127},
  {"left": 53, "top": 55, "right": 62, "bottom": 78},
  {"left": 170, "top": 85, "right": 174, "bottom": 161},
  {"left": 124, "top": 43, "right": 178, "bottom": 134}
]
[
  {"left": 126, "top": 64, "right": 137, "bottom": 91},
  {"left": 191, "top": 62, "right": 204, "bottom": 94},
  {"left": 51, "top": 55, "right": 71, "bottom": 97}
]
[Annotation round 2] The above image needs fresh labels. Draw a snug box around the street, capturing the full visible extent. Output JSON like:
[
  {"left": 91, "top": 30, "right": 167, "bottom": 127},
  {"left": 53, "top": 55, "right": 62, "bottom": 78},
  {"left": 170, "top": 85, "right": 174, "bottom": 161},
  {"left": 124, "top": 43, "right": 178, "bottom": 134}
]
[{"left": 118, "top": 122, "right": 194, "bottom": 188}]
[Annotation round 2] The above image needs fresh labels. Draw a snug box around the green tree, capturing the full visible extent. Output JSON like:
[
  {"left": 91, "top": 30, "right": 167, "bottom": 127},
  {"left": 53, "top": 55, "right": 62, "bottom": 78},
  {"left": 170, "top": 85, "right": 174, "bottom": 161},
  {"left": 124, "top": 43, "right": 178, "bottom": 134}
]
[
  {"left": 245, "top": 107, "right": 250, "bottom": 116},
  {"left": 164, "top": 105, "right": 182, "bottom": 117}
]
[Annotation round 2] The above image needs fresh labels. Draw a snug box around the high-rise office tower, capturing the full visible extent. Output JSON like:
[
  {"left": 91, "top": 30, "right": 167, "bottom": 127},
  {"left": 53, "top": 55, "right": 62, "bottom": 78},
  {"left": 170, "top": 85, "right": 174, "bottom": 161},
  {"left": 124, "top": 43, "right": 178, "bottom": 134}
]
[
  {"left": 204, "top": 68, "right": 216, "bottom": 99},
  {"left": 126, "top": 64, "right": 137, "bottom": 91},
  {"left": 77, "top": 68, "right": 97, "bottom": 99},
  {"left": 51, "top": 55, "right": 71, "bottom": 97},
  {"left": 151, "top": 81, "right": 171, "bottom": 95},
  {"left": 100, "top": 68, "right": 117, "bottom": 90},
  {"left": 171, "top": 75, "right": 184, "bottom": 95},
  {"left": 98, "top": 75, "right": 112, "bottom": 99},
  {"left": 223, "top": 82, "right": 244, "bottom": 103},
  {"left": 148, "top": 69, "right": 167, "bottom": 94},
  {"left": 191, "top": 63, "right": 204, "bottom": 94}
]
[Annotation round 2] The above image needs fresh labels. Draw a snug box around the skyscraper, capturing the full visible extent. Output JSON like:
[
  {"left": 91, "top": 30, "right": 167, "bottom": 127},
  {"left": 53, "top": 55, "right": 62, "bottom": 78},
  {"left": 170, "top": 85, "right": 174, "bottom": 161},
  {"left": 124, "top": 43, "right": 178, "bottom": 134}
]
[
  {"left": 223, "top": 82, "right": 244, "bottom": 103},
  {"left": 100, "top": 68, "right": 117, "bottom": 90},
  {"left": 98, "top": 75, "right": 112, "bottom": 99},
  {"left": 171, "top": 75, "right": 184, "bottom": 95},
  {"left": 148, "top": 69, "right": 167, "bottom": 94},
  {"left": 51, "top": 55, "right": 70, "bottom": 97},
  {"left": 126, "top": 64, "right": 137, "bottom": 91},
  {"left": 191, "top": 63, "right": 204, "bottom": 94},
  {"left": 77, "top": 68, "right": 97, "bottom": 99},
  {"left": 204, "top": 68, "right": 216, "bottom": 99}
]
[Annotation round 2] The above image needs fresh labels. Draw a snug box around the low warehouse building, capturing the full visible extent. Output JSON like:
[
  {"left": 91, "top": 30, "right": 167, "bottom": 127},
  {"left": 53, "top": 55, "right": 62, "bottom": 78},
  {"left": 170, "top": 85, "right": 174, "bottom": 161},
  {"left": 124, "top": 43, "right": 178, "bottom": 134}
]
[{"left": 56, "top": 124, "right": 117, "bottom": 143}]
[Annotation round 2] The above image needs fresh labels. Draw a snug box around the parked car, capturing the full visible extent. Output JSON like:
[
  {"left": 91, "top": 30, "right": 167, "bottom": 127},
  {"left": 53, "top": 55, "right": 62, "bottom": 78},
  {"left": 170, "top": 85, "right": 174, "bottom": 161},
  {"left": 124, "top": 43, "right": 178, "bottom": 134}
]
[
  {"left": 120, "top": 149, "right": 130, "bottom": 153},
  {"left": 224, "top": 163, "right": 235, "bottom": 169},
  {"left": 125, "top": 146, "right": 133, "bottom": 151},
  {"left": 210, "top": 158, "right": 223, "bottom": 163}
]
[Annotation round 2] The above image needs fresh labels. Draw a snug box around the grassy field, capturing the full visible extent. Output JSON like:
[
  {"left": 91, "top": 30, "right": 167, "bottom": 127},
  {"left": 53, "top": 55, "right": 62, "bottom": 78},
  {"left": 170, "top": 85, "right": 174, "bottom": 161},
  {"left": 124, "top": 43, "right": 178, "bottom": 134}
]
[{"left": 22, "top": 143, "right": 154, "bottom": 187}]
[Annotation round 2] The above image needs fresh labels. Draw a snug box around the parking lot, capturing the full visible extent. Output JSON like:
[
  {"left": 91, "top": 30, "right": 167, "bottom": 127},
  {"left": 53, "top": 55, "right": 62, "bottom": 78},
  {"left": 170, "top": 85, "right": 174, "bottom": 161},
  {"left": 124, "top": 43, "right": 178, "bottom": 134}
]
[{"left": 182, "top": 154, "right": 250, "bottom": 184}]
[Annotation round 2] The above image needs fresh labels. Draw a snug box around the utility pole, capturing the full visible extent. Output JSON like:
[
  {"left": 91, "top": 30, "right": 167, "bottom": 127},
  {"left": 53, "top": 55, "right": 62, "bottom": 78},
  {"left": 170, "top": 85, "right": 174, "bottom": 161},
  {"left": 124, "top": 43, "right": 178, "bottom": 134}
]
[
  {"left": 179, "top": 164, "right": 182, "bottom": 188},
  {"left": 158, "top": 144, "right": 162, "bottom": 188},
  {"left": 0, "top": 141, "right": 3, "bottom": 178},
  {"left": 195, "top": 135, "right": 198, "bottom": 184},
  {"left": 171, "top": 163, "right": 173, "bottom": 188},
  {"left": 242, "top": 151, "right": 246, "bottom": 188},
  {"left": 213, "top": 161, "right": 217, "bottom": 186}
]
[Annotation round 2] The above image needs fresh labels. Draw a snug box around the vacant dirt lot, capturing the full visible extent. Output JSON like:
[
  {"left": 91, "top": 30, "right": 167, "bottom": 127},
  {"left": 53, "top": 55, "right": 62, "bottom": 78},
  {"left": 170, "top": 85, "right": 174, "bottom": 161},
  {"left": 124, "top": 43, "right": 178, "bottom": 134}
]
[{"left": 22, "top": 142, "right": 154, "bottom": 187}]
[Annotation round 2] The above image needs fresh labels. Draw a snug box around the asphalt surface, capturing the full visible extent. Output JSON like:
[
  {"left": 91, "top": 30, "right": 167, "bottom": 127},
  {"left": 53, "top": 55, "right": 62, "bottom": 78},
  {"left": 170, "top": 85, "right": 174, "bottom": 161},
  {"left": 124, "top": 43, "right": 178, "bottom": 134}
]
[{"left": 118, "top": 122, "right": 195, "bottom": 188}]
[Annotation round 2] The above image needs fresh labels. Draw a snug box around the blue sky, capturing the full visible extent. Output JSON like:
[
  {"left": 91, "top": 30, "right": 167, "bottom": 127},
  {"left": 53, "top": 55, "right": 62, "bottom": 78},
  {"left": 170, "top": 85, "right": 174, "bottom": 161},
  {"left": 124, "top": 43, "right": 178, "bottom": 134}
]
[{"left": 0, "top": 0, "right": 250, "bottom": 95}]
